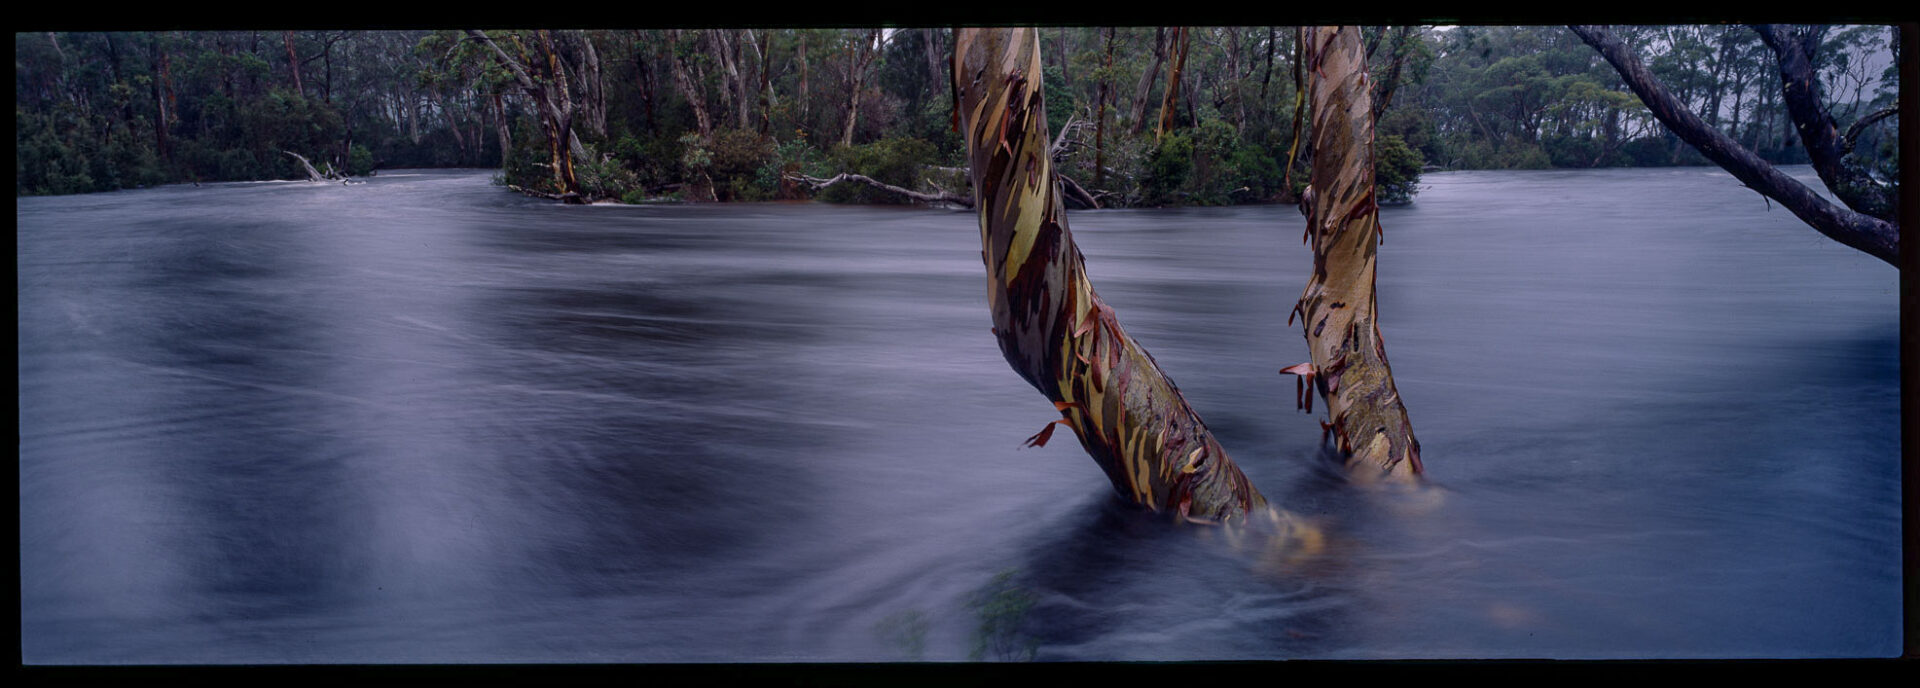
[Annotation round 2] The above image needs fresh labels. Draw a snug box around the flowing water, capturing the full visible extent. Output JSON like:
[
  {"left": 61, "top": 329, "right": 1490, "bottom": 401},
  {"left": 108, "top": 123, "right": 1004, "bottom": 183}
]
[{"left": 17, "top": 167, "right": 1901, "bottom": 662}]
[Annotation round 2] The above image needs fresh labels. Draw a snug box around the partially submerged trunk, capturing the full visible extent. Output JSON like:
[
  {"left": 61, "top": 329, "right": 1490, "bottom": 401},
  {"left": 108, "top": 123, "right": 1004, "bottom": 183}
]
[
  {"left": 1287, "top": 26, "right": 1422, "bottom": 484},
  {"left": 953, "top": 28, "right": 1266, "bottom": 522}
]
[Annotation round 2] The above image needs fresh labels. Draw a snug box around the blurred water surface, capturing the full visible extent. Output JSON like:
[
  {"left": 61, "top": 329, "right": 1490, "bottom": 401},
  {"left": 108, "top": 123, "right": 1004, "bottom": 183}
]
[{"left": 17, "top": 167, "right": 1900, "bottom": 662}]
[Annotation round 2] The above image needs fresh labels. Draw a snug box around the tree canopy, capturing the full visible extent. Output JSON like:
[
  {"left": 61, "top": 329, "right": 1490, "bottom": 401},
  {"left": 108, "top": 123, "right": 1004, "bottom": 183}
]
[{"left": 17, "top": 26, "right": 1899, "bottom": 218}]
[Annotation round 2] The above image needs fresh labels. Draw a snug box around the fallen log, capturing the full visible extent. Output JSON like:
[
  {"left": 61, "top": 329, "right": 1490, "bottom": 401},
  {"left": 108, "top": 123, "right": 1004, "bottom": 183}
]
[
  {"left": 786, "top": 172, "right": 974, "bottom": 207},
  {"left": 506, "top": 183, "right": 584, "bottom": 204},
  {"left": 282, "top": 150, "right": 334, "bottom": 182}
]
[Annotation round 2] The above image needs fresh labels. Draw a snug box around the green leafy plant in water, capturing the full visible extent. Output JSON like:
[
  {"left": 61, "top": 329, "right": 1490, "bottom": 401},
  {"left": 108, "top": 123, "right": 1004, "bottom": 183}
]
[{"left": 967, "top": 570, "right": 1038, "bottom": 662}]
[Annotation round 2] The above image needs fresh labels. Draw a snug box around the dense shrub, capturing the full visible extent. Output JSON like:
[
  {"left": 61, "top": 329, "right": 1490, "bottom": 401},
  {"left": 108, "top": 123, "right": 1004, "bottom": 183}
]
[
  {"left": 1139, "top": 131, "right": 1194, "bottom": 206},
  {"left": 1375, "top": 134, "right": 1425, "bottom": 203},
  {"left": 815, "top": 136, "right": 939, "bottom": 205}
]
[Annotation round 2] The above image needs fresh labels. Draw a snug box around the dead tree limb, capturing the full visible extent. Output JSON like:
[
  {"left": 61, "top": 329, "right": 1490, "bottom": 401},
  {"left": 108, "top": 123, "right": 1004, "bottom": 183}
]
[
  {"left": 1058, "top": 172, "right": 1101, "bottom": 210},
  {"left": 282, "top": 150, "right": 335, "bottom": 182},
  {"left": 1572, "top": 25, "right": 1897, "bottom": 266},
  {"left": 786, "top": 172, "right": 973, "bottom": 207}
]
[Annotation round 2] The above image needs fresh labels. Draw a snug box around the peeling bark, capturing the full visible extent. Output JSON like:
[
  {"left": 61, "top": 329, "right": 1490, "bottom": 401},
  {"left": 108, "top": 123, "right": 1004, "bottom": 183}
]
[
  {"left": 1291, "top": 26, "right": 1422, "bottom": 484},
  {"left": 954, "top": 28, "right": 1266, "bottom": 522}
]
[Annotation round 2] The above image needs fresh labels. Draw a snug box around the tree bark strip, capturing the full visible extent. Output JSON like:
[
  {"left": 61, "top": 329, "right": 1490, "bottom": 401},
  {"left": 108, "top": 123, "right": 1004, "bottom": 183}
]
[
  {"left": 1292, "top": 26, "right": 1422, "bottom": 484},
  {"left": 954, "top": 28, "right": 1265, "bottom": 522},
  {"left": 1571, "top": 25, "right": 1898, "bottom": 267}
]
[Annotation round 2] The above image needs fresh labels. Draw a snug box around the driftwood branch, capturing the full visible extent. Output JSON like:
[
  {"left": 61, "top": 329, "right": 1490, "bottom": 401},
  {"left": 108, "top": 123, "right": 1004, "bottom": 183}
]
[
  {"left": 1571, "top": 25, "right": 1897, "bottom": 266},
  {"left": 282, "top": 150, "right": 340, "bottom": 182},
  {"left": 786, "top": 172, "right": 973, "bottom": 207},
  {"left": 1058, "top": 172, "right": 1100, "bottom": 210},
  {"left": 505, "top": 183, "right": 583, "bottom": 202}
]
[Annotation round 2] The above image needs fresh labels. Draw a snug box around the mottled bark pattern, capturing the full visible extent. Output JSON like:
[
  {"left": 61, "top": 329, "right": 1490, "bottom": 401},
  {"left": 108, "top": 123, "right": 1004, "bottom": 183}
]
[
  {"left": 954, "top": 28, "right": 1265, "bottom": 522},
  {"left": 1296, "top": 26, "right": 1422, "bottom": 484}
]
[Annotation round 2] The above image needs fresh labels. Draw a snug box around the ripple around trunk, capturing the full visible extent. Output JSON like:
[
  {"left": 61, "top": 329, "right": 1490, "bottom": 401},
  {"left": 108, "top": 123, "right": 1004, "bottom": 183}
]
[{"left": 16, "top": 166, "right": 1901, "bottom": 662}]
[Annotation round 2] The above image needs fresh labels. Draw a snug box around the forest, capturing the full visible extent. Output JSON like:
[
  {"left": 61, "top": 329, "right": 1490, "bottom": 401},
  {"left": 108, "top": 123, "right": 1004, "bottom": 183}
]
[
  {"left": 16, "top": 25, "right": 1907, "bottom": 662},
  {"left": 14, "top": 26, "right": 1901, "bottom": 209}
]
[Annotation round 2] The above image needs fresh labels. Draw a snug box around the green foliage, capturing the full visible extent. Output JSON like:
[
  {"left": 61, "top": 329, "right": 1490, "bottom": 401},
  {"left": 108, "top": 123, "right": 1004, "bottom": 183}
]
[
  {"left": 967, "top": 570, "right": 1037, "bottom": 662},
  {"left": 346, "top": 144, "right": 375, "bottom": 176},
  {"left": 1139, "top": 131, "right": 1194, "bottom": 206},
  {"left": 707, "top": 129, "right": 777, "bottom": 201},
  {"left": 613, "top": 133, "right": 683, "bottom": 192},
  {"left": 574, "top": 144, "right": 642, "bottom": 201},
  {"left": 1041, "top": 64, "right": 1074, "bottom": 139},
  {"left": 17, "top": 26, "right": 1899, "bottom": 210},
  {"left": 1374, "top": 133, "right": 1424, "bottom": 204},
  {"left": 816, "top": 136, "right": 938, "bottom": 204}
]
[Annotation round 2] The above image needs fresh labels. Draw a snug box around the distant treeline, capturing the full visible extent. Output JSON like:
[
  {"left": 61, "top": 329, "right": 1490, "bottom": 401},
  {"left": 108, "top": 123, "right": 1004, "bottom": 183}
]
[{"left": 14, "top": 27, "right": 1899, "bottom": 204}]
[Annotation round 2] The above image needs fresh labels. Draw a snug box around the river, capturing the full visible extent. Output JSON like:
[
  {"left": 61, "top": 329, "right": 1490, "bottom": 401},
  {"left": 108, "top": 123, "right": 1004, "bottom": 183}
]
[{"left": 16, "top": 167, "right": 1901, "bottom": 662}]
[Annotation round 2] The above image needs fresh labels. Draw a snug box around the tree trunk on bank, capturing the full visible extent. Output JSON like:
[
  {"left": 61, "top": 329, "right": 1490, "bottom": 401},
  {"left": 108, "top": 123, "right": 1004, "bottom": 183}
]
[
  {"left": 1094, "top": 28, "right": 1114, "bottom": 189},
  {"left": 666, "top": 30, "right": 715, "bottom": 140},
  {"left": 953, "top": 27, "right": 1266, "bottom": 522},
  {"left": 1282, "top": 27, "right": 1309, "bottom": 198},
  {"left": 467, "top": 30, "right": 590, "bottom": 201},
  {"left": 283, "top": 31, "right": 303, "bottom": 98},
  {"left": 1289, "top": 26, "right": 1422, "bottom": 484},
  {"left": 1129, "top": 28, "right": 1167, "bottom": 134},
  {"left": 842, "top": 29, "right": 881, "bottom": 147},
  {"left": 1156, "top": 27, "right": 1189, "bottom": 140}
]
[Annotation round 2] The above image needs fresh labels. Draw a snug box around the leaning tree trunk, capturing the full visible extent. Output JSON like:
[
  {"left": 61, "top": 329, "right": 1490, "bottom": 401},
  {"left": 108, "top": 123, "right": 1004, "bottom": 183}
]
[
  {"left": 1287, "top": 26, "right": 1422, "bottom": 484},
  {"left": 954, "top": 27, "right": 1266, "bottom": 523}
]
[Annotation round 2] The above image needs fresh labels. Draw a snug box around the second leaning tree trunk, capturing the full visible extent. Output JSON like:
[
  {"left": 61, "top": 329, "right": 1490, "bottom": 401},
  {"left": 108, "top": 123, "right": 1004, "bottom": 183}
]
[
  {"left": 953, "top": 28, "right": 1266, "bottom": 523},
  {"left": 1290, "top": 26, "right": 1422, "bottom": 484}
]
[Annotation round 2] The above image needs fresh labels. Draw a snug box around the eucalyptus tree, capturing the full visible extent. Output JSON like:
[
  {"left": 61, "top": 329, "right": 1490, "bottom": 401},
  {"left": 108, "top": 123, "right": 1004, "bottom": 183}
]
[{"left": 463, "top": 29, "right": 593, "bottom": 201}]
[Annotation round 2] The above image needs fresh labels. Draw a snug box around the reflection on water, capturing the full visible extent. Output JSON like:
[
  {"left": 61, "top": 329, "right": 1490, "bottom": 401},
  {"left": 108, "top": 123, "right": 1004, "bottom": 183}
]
[{"left": 17, "top": 167, "right": 1900, "bottom": 662}]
